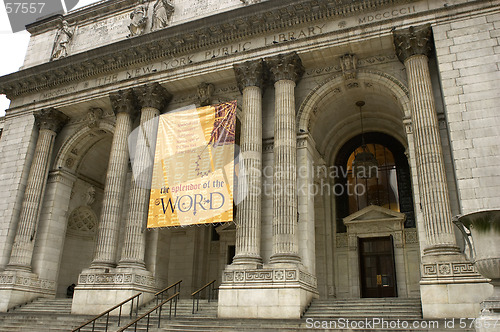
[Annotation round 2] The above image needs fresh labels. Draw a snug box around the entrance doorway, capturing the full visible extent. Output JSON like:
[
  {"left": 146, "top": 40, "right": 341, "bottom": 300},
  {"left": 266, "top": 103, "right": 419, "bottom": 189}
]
[{"left": 359, "top": 236, "right": 397, "bottom": 298}]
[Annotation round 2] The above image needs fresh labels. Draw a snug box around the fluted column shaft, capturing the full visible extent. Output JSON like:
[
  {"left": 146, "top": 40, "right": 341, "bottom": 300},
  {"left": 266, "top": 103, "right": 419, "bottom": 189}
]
[
  {"left": 232, "top": 60, "right": 266, "bottom": 265},
  {"left": 395, "top": 25, "right": 459, "bottom": 255},
  {"left": 119, "top": 83, "right": 171, "bottom": 269},
  {"left": 92, "top": 90, "right": 136, "bottom": 268},
  {"left": 267, "top": 52, "right": 304, "bottom": 264},
  {"left": 7, "top": 108, "right": 68, "bottom": 271}
]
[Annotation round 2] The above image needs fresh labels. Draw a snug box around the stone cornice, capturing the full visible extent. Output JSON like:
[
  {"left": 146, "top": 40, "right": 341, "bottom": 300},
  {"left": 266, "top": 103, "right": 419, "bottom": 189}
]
[{"left": 0, "top": 0, "right": 418, "bottom": 99}]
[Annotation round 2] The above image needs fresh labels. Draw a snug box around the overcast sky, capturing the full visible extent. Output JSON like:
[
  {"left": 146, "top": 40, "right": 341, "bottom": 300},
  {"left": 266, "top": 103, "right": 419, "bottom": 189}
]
[{"left": 0, "top": 0, "right": 102, "bottom": 117}]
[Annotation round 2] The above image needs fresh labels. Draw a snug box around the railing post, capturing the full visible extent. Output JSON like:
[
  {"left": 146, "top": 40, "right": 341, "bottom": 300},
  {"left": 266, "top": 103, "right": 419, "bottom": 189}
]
[
  {"left": 136, "top": 294, "right": 139, "bottom": 317},
  {"left": 105, "top": 313, "right": 109, "bottom": 332},
  {"left": 175, "top": 294, "right": 178, "bottom": 317},
  {"left": 118, "top": 305, "right": 122, "bottom": 326}
]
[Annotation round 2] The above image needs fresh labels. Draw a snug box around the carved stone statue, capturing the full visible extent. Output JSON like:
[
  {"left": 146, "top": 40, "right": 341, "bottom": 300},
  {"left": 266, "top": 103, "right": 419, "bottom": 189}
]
[
  {"left": 152, "top": 0, "right": 175, "bottom": 31},
  {"left": 340, "top": 53, "right": 357, "bottom": 81},
  {"left": 128, "top": 0, "right": 149, "bottom": 38},
  {"left": 86, "top": 186, "right": 96, "bottom": 206},
  {"left": 197, "top": 82, "right": 215, "bottom": 107},
  {"left": 51, "top": 20, "right": 73, "bottom": 61},
  {"left": 86, "top": 108, "right": 103, "bottom": 128}
]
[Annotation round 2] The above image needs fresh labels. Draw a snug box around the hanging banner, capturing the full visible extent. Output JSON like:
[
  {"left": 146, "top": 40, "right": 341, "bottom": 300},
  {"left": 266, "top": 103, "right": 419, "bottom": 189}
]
[{"left": 147, "top": 101, "right": 237, "bottom": 228}]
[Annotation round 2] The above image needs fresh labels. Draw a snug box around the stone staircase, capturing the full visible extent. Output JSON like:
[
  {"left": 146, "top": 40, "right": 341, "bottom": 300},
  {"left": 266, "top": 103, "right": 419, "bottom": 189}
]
[
  {"left": 0, "top": 298, "right": 91, "bottom": 331},
  {"left": 303, "top": 297, "right": 423, "bottom": 319},
  {"left": 0, "top": 297, "right": 475, "bottom": 331}
]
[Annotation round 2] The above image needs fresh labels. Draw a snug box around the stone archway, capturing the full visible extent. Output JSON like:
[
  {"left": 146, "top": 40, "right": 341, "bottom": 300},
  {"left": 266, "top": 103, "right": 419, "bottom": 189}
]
[
  {"left": 295, "top": 69, "right": 422, "bottom": 299},
  {"left": 33, "top": 119, "right": 116, "bottom": 297}
]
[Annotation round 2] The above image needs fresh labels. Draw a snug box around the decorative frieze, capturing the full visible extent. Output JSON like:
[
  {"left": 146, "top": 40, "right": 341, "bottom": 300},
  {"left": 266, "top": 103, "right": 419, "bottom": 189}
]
[
  {"left": 422, "top": 262, "right": 481, "bottom": 280},
  {"left": 0, "top": 273, "right": 56, "bottom": 292},
  {"left": 78, "top": 272, "right": 156, "bottom": 288},
  {"left": 222, "top": 267, "right": 317, "bottom": 289},
  {"left": 404, "top": 228, "right": 418, "bottom": 244},
  {"left": 1, "top": 0, "right": 417, "bottom": 98}
]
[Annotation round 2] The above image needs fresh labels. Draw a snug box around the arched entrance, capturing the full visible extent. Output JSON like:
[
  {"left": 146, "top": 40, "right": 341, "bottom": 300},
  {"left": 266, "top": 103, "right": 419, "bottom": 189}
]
[{"left": 297, "top": 70, "right": 421, "bottom": 300}]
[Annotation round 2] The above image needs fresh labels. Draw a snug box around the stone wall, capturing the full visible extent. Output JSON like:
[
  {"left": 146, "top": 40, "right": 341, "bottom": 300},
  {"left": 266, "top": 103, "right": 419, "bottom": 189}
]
[{"left": 433, "top": 10, "right": 500, "bottom": 214}]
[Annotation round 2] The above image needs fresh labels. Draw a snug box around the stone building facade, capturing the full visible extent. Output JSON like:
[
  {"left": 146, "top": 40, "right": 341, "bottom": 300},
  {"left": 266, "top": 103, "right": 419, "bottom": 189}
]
[{"left": 0, "top": 0, "right": 498, "bottom": 320}]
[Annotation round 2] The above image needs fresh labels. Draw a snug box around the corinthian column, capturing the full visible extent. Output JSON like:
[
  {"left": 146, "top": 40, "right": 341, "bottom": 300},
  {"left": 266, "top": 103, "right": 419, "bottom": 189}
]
[
  {"left": 267, "top": 52, "right": 304, "bottom": 265},
  {"left": 118, "top": 83, "right": 171, "bottom": 269},
  {"left": 91, "top": 89, "right": 137, "bottom": 269},
  {"left": 7, "top": 108, "right": 69, "bottom": 271},
  {"left": 232, "top": 59, "right": 265, "bottom": 267},
  {"left": 394, "top": 24, "right": 460, "bottom": 256}
]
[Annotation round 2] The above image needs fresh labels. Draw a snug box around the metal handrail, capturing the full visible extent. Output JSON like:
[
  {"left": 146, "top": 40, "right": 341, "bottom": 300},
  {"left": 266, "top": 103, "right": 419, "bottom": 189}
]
[
  {"left": 155, "top": 280, "right": 181, "bottom": 309},
  {"left": 191, "top": 280, "right": 217, "bottom": 314},
  {"left": 117, "top": 292, "right": 180, "bottom": 332},
  {"left": 72, "top": 293, "right": 141, "bottom": 332}
]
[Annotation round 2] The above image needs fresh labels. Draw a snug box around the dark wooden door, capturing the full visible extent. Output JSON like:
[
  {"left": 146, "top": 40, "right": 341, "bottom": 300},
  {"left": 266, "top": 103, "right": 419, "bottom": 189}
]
[{"left": 359, "top": 236, "right": 397, "bottom": 298}]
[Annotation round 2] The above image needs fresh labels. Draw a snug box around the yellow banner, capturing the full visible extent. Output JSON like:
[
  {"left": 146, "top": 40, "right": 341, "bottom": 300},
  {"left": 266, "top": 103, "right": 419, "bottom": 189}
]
[{"left": 147, "top": 101, "right": 236, "bottom": 228}]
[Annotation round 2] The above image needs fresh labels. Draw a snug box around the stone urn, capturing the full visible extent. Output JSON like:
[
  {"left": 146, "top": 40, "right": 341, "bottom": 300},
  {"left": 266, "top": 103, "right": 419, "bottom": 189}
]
[{"left": 454, "top": 210, "right": 500, "bottom": 321}]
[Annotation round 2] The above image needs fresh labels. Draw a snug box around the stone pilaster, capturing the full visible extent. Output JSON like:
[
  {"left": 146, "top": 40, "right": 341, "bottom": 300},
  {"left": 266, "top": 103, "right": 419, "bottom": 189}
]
[
  {"left": 118, "top": 83, "right": 171, "bottom": 269},
  {"left": 6, "top": 108, "right": 69, "bottom": 272},
  {"left": 91, "top": 89, "right": 137, "bottom": 269},
  {"left": 232, "top": 60, "right": 265, "bottom": 267},
  {"left": 394, "top": 24, "right": 459, "bottom": 256},
  {"left": 267, "top": 52, "right": 304, "bottom": 265}
]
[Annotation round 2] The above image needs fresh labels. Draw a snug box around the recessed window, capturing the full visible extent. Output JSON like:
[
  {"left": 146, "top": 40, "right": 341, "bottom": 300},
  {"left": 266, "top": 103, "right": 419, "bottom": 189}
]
[{"left": 346, "top": 144, "right": 399, "bottom": 215}]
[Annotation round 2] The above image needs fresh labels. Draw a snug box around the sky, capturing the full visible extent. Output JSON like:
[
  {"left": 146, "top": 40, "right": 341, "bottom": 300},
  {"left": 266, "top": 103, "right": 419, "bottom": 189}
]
[{"left": 0, "top": 0, "right": 102, "bottom": 117}]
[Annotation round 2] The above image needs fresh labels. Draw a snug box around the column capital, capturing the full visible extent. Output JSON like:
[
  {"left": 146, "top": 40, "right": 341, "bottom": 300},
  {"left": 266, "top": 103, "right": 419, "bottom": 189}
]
[
  {"left": 34, "top": 108, "right": 69, "bottom": 134},
  {"left": 233, "top": 59, "right": 265, "bottom": 93},
  {"left": 393, "top": 24, "right": 433, "bottom": 63},
  {"left": 266, "top": 52, "right": 304, "bottom": 84},
  {"left": 135, "top": 82, "right": 172, "bottom": 111},
  {"left": 109, "top": 88, "right": 138, "bottom": 117}
]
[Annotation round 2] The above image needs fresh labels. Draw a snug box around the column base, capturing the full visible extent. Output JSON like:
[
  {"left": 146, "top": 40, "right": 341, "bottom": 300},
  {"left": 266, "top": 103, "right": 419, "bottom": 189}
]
[
  {"left": 218, "top": 265, "right": 318, "bottom": 319},
  {"left": 0, "top": 270, "right": 55, "bottom": 312},
  {"left": 231, "top": 254, "right": 263, "bottom": 269},
  {"left": 423, "top": 244, "right": 461, "bottom": 256},
  {"left": 269, "top": 253, "right": 301, "bottom": 266},
  {"left": 420, "top": 258, "right": 492, "bottom": 318},
  {"left": 72, "top": 268, "right": 157, "bottom": 315}
]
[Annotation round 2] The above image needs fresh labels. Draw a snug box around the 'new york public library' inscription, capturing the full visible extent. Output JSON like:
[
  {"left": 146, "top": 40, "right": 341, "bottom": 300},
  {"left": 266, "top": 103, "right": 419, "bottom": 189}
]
[{"left": 38, "top": 4, "right": 418, "bottom": 101}]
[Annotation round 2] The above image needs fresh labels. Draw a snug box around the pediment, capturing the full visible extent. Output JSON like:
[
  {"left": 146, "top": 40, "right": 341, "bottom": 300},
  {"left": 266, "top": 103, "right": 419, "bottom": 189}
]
[{"left": 343, "top": 205, "right": 405, "bottom": 225}]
